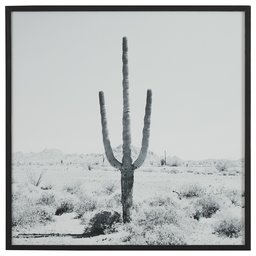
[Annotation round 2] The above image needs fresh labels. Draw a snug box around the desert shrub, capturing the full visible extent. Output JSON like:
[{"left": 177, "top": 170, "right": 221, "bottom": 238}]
[
  {"left": 116, "top": 197, "right": 188, "bottom": 245},
  {"left": 12, "top": 183, "right": 56, "bottom": 228},
  {"left": 74, "top": 194, "right": 99, "bottom": 218},
  {"left": 192, "top": 196, "right": 220, "bottom": 220},
  {"left": 134, "top": 205, "right": 180, "bottom": 228},
  {"left": 213, "top": 216, "right": 243, "bottom": 238},
  {"left": 142, "top": 225, "right": 186, "bottom": 245},
  {"left": 37, "top": 191, "right": 56, "bottom": 206},
  {"left": 102, "top": 182, "right": 118, "bottom": 195},
  {"left": 120, "top": 223, "right": 186, "bottom": 245},
  {"left": 40, "top": 184, "right": 53, "bottom": 190},
  {"left": 12, "top": 200, "right": 54, "bottom": 228},
  {"left": 62, "top": 181, "right": 83, "bottom": 195},
  {"left": 215, "top": 160, "right": 232, "bottom": 172},
  {"left": 105, "top": 192, "right": 121, "bottom": 208},
  {"left": 166, "top": 156, "right": 183, "bottom": 167},
  {"left": 35, "top": 205, "right": 55, "bottom": 223},
  {"left": 148, "top": 196, "right": 178, "bottom": 207},
  {"left": 55, "top": 195, "right": 77, "bottom": 215},
  {"left": 225, "top": 189, "right": 244, "bottom": 207},
  {"left": 26, "top": 170, "right": 45, "bottom": 187},
  {"left": 84, "top": 210, "right": 121, "bottom": 236},
  {"left": 179, "top": 183, "right": 205, "bottom": 198}
]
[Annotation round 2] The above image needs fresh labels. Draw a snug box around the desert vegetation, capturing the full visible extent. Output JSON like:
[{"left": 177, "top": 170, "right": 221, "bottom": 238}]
[
  {"left": 99, "top": 37, "right": 152, "bottom": 222},
  {"left": 12, "top": 154, "right": 244, "bottom": 245}
]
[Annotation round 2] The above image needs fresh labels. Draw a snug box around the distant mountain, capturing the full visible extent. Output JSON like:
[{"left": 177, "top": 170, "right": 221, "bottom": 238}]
[
  {"left": 13, "top": 149, "right": 64, "bottom": 164},
  {"left": 109, "top": 145, "right": 160, "bottom": 167},
  {"left": 12, "top": 148, "right": 243, "bottom": 168},
  {"left": 12, "top": 146, "right": 161, "bottom": 167}
]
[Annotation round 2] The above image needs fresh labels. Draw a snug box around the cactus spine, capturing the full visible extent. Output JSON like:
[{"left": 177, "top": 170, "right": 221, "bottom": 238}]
[{"left": 99, "top": 37, "right": 152, "bottom": 223}]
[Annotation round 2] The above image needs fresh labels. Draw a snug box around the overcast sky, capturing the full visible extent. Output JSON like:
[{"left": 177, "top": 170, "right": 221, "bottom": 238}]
[{"left": 12, "top": 11, "right": 245, "bottom": 160}]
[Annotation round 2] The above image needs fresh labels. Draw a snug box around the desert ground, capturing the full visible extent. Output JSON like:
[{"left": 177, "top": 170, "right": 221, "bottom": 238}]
[{"left": 11, "top": 149, "right": 245, "bottom": 245}]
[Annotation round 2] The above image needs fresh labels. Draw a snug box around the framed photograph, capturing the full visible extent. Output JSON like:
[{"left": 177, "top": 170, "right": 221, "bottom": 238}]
[{"left": 6, "top": 5, "right": 251, "bottom": 250}]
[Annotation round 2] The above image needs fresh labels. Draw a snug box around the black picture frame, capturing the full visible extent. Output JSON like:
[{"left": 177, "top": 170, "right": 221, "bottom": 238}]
[{"left": 6, "top": 5, "right": 251, "bottom": 250}]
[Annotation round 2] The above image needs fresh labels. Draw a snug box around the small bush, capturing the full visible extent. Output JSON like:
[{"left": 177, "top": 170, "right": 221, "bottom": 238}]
[
  {"left": 225, "top": 189, "right": 244, "bottom": 207},
  {"left": 62, "top": 181, "right": 83, "bottom": 195},
  {"left": 35, "top": 206, "right": 55, "bottom": 223},
  {"left": 114, "top": 195, "right": 190, "bottom": 245},
  {"left": 105, "top": 192, "right": 121, "bottom": 208},
  {"left": 55, "top": 195, "right": 77, "bottom": 215},
  {"left": 142, "top": 225, "right": 186, "bottom": 245},
  {"left": 37, "top": 191, "right": 56, "bottom": 206},
  {"left": 26, "top": 170, "right": 45, "bottom": 187},
  {"left": 74, "top": 195, "right": 98, "bottom": 218},
  {"left": 192, "top": 196, "right": 220, "bottom": 220},
  {"left": 215, "top": 160, "right": 232, "bottom": 172},
  {"left": 135, "top": 205, "right": 180, "bottom": 228},
  {"left": 40, "top": 184, "right": 53, "bottom": 190},
  {"left": 214, "top": 216, "right": 243, "bottom": 238},
  {"left": 12, "top": 183, "right": 55, "bottom": 229},
  {"left": 148, "top": 196, "right": 178, "bottom": 207},
  {"left": 179, "top": 184, "right": 205, "bottom": 198},
  {"left": 84, "top": 210, "right": 121, "bottom": 236},
  {"left": 12, "top": 202, "right": 54, "bottom": 228},
  {"left": 102, "top": 182, "right": 118, "bottom": 195},
  {"left": 117, "top": 201, "right": 188, "bottom": 245}
]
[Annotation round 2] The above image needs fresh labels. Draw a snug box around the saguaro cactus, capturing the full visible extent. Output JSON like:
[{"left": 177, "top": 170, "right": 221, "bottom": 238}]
[{"left": 99, "top": 37, "right": 152, "bottom": 223}]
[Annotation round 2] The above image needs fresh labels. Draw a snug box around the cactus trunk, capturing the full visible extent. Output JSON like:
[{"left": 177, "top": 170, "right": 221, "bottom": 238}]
[
  {"left": 99, "top": 37, "right": 152, "bottom": 223},
  {"left": 121, "top": 170, "right": 134, "bottom": 223}
]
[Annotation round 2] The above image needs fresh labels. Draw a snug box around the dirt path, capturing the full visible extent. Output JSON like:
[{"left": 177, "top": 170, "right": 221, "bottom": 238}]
[{"left": 12, "top": 213, "right": 123, "bottom": 245}]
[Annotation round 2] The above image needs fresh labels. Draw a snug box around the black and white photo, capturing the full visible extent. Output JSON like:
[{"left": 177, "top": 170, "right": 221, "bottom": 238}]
[{"left": 6, "top": 6, "right": 251, "bottom": 250}]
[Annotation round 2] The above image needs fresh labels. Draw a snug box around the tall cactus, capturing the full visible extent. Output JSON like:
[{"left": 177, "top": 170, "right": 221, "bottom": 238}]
[{"left": 99, "top": 37, "right": 152, "bottom": 223}]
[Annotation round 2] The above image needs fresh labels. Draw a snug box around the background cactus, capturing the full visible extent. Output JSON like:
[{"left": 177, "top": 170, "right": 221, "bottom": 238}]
[{"left": 99, "top": 37, "right": 152, "bottom": 223}]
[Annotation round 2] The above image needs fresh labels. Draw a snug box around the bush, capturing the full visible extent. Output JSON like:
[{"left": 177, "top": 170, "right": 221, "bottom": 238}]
[
  {"left": 84, "top": 210, "right": 121, "bottom": 236},
  {"left": 141, "top": 225, "right": 186, "bottom": 245},
  {"left": 179, "top": 184, "right": 205, "bottom": 198},
  {"left": 134, "top": 205, "right": 180, "bottom": 228},
  {"left": 40, "top": 184, "right": 53, "bottom": 190},
  {"left": 62, "top": 181, "right": 83, "bottom": 195},
  {"left": 26, "top": 170, "right": 45, "bottom": 187},
  {"left": 215, "top": 160, "right": 232, "bottom": 172},
  {"left": 225, "top": 189, "right": 244, "bottom": 207},
  {"left": 74, "top": 194, "right": 99, "bottom": 218},
  {"left": 55, "top": 195, "right": 77, "bottom": 215},
  {"left": 115, "top": 196, "right": 190, "bottom": 245},
  {"left": 35, "top": 206, "right": 55, "bottom": 223},
  {"left": 166, "top": 156, "right": 183, "bottom": 167},
  {"left": 214, "top": 216, "right": 243, "bottom": 238},
  {"left": 12, "top": 201, "right": 54, "bottom": 228},
  {"left": 102, "top": 182, "right": 118, "bottom": 195},
  {"left": 105, "top": 192, "right": 121, "bottom": 208},
  {"left": 117, "top": 206, "right": 187, "bottom": 244},
  {"left": 148, "top": 196, "right": 178, "bottom": 207},
  {"left": 37, "top": 191, "right": 56, "bottom": 206},
  {"left": 192, "top": 196, "right": 220, "bottom": 220},
  {"left": 12, "top": 183, "right": 55, "bottom": 229},
  {"left": 120, "top": 223, "right": 186, "bottom": 245}
]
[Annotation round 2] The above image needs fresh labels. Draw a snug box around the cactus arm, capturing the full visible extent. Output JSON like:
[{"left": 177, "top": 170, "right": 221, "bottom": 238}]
[
  {"left": 122, "top": 37, "right": 132, "bottom": 167},
  {"left": 133, "top": 89, "right": 152, "bottom": 170},
  {"left": 99, "top": 91, "right": 122, "bottom": 169}
]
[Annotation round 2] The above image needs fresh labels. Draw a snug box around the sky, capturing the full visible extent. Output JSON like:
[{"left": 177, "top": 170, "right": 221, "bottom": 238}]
[{"left": 12, "top": 11, "right": 245, "bottom": 160}]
